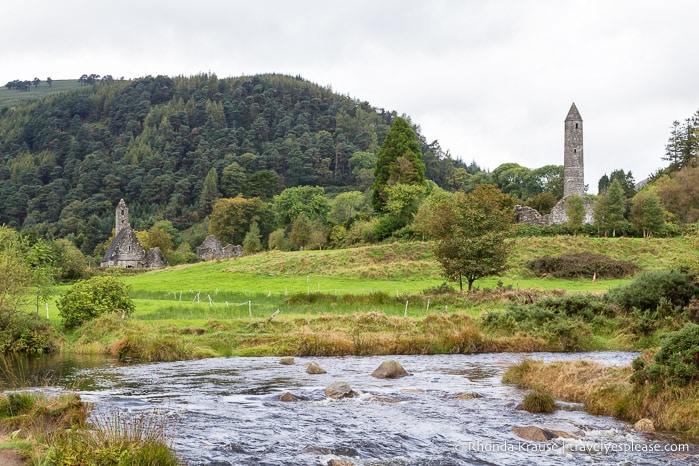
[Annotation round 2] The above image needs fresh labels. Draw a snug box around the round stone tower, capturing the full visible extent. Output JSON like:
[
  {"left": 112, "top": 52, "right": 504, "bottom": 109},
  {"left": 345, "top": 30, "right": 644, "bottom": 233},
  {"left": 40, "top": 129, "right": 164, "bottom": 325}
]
[
  {"left": 115, "top": 199, "right": 129, "bottom": 235},
  {"left": 563, "top": 103, "right": 584, "bottom": 197}
]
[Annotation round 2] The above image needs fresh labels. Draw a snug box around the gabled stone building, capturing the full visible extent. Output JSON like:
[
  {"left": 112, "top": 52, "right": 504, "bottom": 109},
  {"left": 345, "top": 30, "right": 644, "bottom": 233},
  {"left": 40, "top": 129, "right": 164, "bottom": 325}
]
[{"left": 101, "top": 199, "right": 168, "bottom": 269}]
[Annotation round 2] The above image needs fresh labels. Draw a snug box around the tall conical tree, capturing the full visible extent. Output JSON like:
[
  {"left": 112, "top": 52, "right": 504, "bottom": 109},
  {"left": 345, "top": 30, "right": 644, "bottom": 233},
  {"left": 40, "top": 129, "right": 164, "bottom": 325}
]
[
  {"left": 198, "top": 168, "right": 220, "bottom": 218},
  {"left": 371, "top": 117, "right": 426, "bottom": 212}
]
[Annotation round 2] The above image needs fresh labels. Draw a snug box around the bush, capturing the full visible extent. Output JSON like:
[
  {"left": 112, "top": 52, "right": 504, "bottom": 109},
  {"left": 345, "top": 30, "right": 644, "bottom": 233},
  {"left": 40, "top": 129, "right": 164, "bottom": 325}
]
[
  {"left": 0, "top": 312, "right": 60, "bottom": 353},
  {"left": 606, "top": 269, "right": 699, "bottom": 317},
  {"left": 631, "top": 323, "right": 699, "bottom": 389},
  {"left": 481, "top": 294, "right": 605, "bottom": 350},
  {"left": 57, "top": 276, "right": 135, "bottom": 329},
  {"left": 526, "top": 251, "right": 638, "bottom": 279}
]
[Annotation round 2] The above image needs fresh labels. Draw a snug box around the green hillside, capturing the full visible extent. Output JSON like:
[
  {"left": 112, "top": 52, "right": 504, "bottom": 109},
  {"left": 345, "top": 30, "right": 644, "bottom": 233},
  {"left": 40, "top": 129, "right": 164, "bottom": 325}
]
[
  {"left": 0, "top": 80, "right": 82, "bottom": 108},
  {"left": 0, "top": 73, "right": 471, "bottom": 257},
  {"left": 121, "top": 236, "right": 692, "bottom": 297}
]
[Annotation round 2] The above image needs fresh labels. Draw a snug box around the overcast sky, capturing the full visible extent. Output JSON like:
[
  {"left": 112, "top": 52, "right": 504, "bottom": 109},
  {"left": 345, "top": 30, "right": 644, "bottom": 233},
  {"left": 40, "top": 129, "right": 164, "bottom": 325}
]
[{"left": 4, "top": 0, "right": 699, "bottom": 192}]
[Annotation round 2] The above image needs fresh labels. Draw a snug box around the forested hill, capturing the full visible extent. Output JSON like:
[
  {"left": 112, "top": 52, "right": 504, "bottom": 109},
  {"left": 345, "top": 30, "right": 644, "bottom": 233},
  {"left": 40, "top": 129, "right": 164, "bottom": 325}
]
[{"left": 0, "top": 73, "right": 468, "bottom": 246}]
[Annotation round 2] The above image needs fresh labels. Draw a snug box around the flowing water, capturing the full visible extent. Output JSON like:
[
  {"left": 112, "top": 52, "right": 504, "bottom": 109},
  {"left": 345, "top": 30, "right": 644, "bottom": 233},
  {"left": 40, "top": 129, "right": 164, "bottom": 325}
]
[{"left": 4, "top": 352, "right": 698, "bottom": 465}]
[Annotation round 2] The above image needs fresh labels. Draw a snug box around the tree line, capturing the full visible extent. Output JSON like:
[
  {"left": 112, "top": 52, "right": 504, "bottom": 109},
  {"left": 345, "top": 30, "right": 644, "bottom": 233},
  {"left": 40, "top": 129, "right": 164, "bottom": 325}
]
[
  {"left": 0, "top": 71, "right": 697, "bottom": 270},
  {"left": 4, "top": 77, "right": 48, "bottom": 91}
]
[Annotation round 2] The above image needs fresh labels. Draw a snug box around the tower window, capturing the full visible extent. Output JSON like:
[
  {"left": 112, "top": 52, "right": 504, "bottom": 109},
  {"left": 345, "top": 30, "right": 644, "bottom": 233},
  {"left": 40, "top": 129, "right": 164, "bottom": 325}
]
[
  {"left": 574, "top": 149, "right": 577, "bottom": 154},
  {"left": 575, "top": 123, "right": 578, "bottom": 129},
  {"left": 121, "top": 210, "right": 124, "bottom": 215}
]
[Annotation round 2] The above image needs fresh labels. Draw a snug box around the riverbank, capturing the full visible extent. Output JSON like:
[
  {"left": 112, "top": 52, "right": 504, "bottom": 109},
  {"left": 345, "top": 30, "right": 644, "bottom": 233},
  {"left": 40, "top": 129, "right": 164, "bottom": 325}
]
[
  {"left": 66, "top": 302, "right": 639, "bottom": 362},
  {"left": 503, "top": 357, "right": 699, "bottom": 442},
  {"left": 0, "top": 390, "right": 178, "bottom": 465}
]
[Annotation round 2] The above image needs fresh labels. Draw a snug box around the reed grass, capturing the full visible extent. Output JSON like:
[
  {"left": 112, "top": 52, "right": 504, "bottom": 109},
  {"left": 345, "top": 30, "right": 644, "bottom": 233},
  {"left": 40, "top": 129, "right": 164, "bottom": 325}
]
[
  {"left": 502, "top": 358, "right": 699, "bottom": 440},
  {"left": 43, "top": 409, "right": 179, "bottom": 465}
]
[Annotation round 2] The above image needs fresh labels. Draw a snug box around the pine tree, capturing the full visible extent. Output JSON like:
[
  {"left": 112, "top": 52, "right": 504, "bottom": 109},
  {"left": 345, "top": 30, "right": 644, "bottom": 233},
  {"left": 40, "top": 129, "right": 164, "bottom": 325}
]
[
  {"left": 371, "top": 117, "right": 426, "bottom": 212},
  {"left": 242, "top": 221, "right": 262, "bottom": 254},
  {"left": 198, "top": 168, "right": 220, "bottom": 218}
]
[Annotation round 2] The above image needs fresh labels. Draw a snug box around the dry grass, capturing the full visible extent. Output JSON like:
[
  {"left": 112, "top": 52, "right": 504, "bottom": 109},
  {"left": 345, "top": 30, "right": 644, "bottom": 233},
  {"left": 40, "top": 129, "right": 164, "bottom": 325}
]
[{"left": 503, "top": 358, "right": 699, "bottom": 439}]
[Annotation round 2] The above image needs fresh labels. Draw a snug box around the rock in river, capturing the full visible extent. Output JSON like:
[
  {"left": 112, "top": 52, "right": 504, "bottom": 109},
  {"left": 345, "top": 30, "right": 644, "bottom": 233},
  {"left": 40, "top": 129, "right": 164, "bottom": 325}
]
[
  {"left": 371, "top": 359, "right": 409, "bottom": 379},
  {"left": 325, "top": 381, "right": 358, "bottom": 399},
  {"left": 512, "top": 426, "right": 557, "bottom": 442},
  {"left": 306, "top": 362, "right": 327, "bottom": 374}
]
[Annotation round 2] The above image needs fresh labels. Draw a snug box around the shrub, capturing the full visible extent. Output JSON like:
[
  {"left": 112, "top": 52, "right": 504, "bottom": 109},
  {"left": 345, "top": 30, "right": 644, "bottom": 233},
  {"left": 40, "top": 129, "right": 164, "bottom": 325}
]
[
  {"left": 57, "top": 276, "right": 135, "bottom": 329},
  {"left": 606, "top": 269, "right": 699, "bottom": 317},
  {"left": 526, "top": 251, "right": 638, "bottom": 279},
  {"left": 0, "top": 312, "right": 60, "bottom": 353},
  {"left": 422, "top": 282, "right": 457, "bottom": 295},
  {"left": 631, "top": 323, "right": 699, "bottom": 389}
]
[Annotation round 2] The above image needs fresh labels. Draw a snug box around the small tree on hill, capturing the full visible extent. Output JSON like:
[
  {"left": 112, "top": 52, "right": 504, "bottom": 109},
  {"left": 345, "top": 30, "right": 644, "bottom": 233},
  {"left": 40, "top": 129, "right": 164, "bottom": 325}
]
[{"left": 428, "top": 186, "right": 513, "bottom": 291}]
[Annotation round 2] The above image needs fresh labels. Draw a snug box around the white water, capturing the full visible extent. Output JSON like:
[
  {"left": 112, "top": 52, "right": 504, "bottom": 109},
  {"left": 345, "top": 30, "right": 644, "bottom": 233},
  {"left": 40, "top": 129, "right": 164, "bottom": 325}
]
[{"left": 64, "top": 352, "right": 697, "bottom": 465}]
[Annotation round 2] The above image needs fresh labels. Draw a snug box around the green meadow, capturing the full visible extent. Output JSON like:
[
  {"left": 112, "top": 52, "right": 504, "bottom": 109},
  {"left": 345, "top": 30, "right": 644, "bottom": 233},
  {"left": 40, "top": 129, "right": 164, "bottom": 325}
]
[
  {"left": 45, "top": 236, "right": 691, "bottom": 325},
  {"left": 43, "top": 236, "right": 695, "bottom": 359}
]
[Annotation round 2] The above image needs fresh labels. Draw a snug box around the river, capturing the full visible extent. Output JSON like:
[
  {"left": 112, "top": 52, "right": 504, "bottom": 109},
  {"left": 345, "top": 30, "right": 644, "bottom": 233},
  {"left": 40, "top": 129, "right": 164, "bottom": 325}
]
[{"left": 3, "top": 352, "right": 697, "bottom": 465}]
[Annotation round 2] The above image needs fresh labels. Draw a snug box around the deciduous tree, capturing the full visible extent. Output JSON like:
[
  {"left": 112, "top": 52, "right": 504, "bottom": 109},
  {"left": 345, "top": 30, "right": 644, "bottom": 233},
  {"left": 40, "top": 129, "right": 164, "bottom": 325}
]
[
  {"left": 565, "top": 195, "right": 585, "bottom": 235},
  {"left": 630, "top": 191, "right": 666, "bottom": 238},
  {"left": 428, "top": 186, "right": 513, "bottom": 291}
]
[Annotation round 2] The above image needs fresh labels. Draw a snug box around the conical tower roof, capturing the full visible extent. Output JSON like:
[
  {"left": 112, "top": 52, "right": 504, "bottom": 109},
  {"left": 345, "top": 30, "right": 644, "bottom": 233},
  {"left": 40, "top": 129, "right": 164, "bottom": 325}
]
[{"left": 565, "top": 102, "right": 582, "bottom": 121}]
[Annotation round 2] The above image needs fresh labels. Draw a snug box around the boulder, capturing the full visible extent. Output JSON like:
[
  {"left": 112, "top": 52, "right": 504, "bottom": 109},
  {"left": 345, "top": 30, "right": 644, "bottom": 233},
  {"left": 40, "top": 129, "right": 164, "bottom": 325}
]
[
  {"left": 454, "top": 392, "right": 482, "bottom": 400},
  {"left": 512, "top": 426, "right": 557, "bottom": 442},
  {"left": 371, "top": 359, "right": 409, "bottom": 379},
  {"left": 279, "top": 392, "right": 301, "bottom": 402},
  {"left": 634, "top": 418, "right": 655, "bottom": 432},
  {"left": 325, "top": 381, "right": 358, "bottom": 399},
  {"left": 328, "top": 460, "right": 355, "bottom": 466},
  {"left": 279, "top": 357, "right": 295, "bottom": 365},
  {"left": 306, "top": 362, "right": 327, "bottom": 374}
]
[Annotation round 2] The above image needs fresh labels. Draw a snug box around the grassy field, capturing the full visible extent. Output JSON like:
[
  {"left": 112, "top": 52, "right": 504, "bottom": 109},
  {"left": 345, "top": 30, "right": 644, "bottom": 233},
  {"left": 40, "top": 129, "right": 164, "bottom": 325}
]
[
  {"left": 44, "top": 236, "right": 693, "bottom": 325},
  {"left": 44, "top": 236, "right": 695, "bottom": 359},
  {"left": 0, "top": 80, "right": 82, "bottom": 108}
]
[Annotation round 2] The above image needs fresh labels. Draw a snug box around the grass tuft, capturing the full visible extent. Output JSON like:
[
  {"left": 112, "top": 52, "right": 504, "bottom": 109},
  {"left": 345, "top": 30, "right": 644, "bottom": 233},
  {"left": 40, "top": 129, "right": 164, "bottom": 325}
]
[{"left": 521, "top": 386, "right": 557, "bottom": 413}]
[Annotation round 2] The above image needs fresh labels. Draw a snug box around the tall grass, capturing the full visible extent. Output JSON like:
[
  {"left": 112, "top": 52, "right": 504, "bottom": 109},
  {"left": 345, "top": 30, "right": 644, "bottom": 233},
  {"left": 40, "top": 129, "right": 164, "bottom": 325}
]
[
  {"left": 43, "top": 410, "right": 179, "bottom": 465},
  {"left": 502, "top": 358, "right": 699, "bottom": 440}
]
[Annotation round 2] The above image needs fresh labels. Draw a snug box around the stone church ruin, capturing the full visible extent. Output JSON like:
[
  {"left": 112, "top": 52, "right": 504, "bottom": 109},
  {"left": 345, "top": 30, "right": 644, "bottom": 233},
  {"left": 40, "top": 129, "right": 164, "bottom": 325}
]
[
  {"left": 101, "top": 199, "right": 169, "bottom": 269},
  {"left": 515, "top": 103, "right": 595, "bottom": 226},
  {"left": 196, "top": 235, "right": 243, "bottom": 261}
]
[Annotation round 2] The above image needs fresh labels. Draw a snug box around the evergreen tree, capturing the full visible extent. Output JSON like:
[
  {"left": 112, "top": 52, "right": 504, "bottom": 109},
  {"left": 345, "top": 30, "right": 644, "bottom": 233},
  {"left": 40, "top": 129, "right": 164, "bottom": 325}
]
[
  {"left": 662, "top": 114, "right": 699, "bottom": 172},
  {"left": 597, "top": 173, "right": 610, "bottom": 195},
  {"left": 198, "top": 168, "right": 220, "bottom": 218},
  {"left": 565, "top": 195, "right": 585, "bottom": 235},
  {"left": 372, "top": 117, "right": 426, "bottom": 212},
  {"left": 594, "top": 179, "right": 627, "bottom": 236},
  {"left": 242, "top": 221, "right": 262, "bottom": 254}
]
